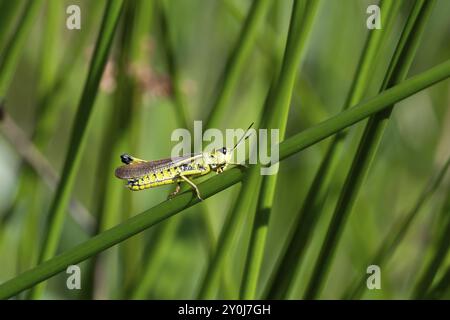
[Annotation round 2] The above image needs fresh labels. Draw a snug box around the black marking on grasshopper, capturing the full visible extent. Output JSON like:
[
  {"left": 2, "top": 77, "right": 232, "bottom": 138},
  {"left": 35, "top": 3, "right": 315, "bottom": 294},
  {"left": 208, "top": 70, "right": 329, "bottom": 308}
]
[{"left": 120, "top": 154, "right": 133, "bottom": 164}]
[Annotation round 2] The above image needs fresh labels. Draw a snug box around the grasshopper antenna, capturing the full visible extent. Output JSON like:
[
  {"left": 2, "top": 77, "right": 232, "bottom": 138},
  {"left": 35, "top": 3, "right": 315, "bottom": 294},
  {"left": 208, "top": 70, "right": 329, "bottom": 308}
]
[{"left": 231, "top": 122, "right": 254, "bottom": 153}]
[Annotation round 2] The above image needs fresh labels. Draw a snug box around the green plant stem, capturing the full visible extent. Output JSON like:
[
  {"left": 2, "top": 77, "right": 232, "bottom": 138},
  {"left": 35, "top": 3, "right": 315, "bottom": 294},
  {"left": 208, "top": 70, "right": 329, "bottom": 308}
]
[
  {"left": 83, "top": 0, "right": 145, "bottom": 299},
  {"left": 205, "top": 0, "right": 271, "bottom": 128},
  {"left": 33, "top": 0, "right": 105, "bottom": 149},
  {"left": 17, "top": 0, "right": 62, "bottom": 273},
  {"left": 277, "top": 66, "right": 450, "bottom": 160},
  {"left": 343, "top": 155, "right": 450, "bottom": 299},
  {"left": 158, "top": 0, "right": 216, "bottom": 253},
  {"left": 304, "top": 0, "right": 435, "bottom": 299},
  {"left": 0, "top": 0, "right": 43, "bottom": 96},
  {"left": 159, "top": 0, "right": 190, "bottom": 129},
  {"left": 196, "top": 76, "right": 279, "bottom": 300},
  {"left": 28, "top": 0, "right": 124, "bottom": 299},
  {"left": 130, "top": 218, "right": 179, "bottom": 299},
  {"left": 0, "top": 58, "right": 449, "bottom": 299},
  {"left": 197, "top": 167, "right": 262, "bottom": 299},
  {"left": 223, "top": 0, "right": 279, "bottom": 63},
  {"left": 0, "top": 116, "right": 93, "bottom": 230},
  {"left": 264, "top": 0, "right": 401, "bottom": 299},
  {"left": 118, "top": 0, "right": 156, "bottom": 299},
  {"left": 192, "top": 0, "right": 272, "bottom": 299},
  {"left": 0, "top": 1, "right": 23, "bottom": 50},
  {"left": 0, "top": 0, "right": 103, "bottom": 235},
  {"left": 240, "top": 0, "right": 320, "bottom": 299},
  {"left": 129, "top": 0, "right": 218, "bottom": 299},
  {"left": 413, "top": 194, "right": 450, "bottom": 299},
  {"left": 426, "top": 266, "right": 450, "bottom": 299}
]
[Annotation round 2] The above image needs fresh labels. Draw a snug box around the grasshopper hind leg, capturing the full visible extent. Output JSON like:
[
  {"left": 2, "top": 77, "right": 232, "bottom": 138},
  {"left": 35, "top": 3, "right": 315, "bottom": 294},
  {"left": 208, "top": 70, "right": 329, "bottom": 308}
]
[{"left": 179, "top": 175, "right": 203, "bottom": 201}]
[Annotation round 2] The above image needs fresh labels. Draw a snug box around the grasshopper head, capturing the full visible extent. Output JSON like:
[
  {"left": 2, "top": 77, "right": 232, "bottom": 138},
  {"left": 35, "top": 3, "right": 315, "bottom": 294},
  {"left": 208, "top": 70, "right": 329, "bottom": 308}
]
[
  {"left": 204, "top": 123, "right": 254, "bottom": 171},
  {"left": 204, "top": 147, "right": 232, "bottom": 168}
]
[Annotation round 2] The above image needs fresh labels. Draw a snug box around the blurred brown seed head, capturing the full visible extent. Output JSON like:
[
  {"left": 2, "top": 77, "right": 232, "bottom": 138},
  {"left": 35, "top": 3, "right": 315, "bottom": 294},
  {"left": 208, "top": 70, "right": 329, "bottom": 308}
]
[
  {"left": 100, "top": 60, "right": 117, "bottom": 94},
  {"left": 128, "top": 62, "right": 172, "bottom": 99},
  {"left": 84, "top": 39, "right": 173, "bottom": 98}
]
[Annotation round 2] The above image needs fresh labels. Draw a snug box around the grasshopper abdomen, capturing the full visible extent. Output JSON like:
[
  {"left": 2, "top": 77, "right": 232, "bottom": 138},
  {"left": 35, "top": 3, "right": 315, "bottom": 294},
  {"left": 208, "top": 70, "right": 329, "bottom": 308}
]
[{"left": 121, "top": 156, "right": 211, "bottom": 191}]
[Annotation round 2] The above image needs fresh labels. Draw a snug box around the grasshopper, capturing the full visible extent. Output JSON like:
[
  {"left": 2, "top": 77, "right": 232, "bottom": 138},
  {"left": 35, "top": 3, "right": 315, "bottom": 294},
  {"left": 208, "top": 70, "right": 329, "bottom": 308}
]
[{"left": 114, "top": 124, "right": 253, "bottom": 200}]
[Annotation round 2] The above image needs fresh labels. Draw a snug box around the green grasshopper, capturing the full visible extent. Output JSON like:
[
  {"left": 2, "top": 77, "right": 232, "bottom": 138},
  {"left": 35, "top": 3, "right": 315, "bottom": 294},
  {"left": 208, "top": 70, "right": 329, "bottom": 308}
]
[{"left": 115, "top": 124, "right": 253, "bottom": 200}]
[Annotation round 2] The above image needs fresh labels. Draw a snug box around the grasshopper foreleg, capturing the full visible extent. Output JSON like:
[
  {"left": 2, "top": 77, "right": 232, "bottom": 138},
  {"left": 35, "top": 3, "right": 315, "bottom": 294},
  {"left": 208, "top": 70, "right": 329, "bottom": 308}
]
[
  {"left": 216, "top": 163, "right": 247, "bottom": 174},
  {"left": 168, "top": 182, "right": 181, "bottom": 200}
]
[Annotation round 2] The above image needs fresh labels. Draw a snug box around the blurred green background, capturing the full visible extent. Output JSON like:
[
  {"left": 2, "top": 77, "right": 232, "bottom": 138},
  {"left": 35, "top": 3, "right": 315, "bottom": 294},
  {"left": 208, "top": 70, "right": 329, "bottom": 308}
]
[{"left": 0, "top": 0, "right": 449, "bottom": 299}]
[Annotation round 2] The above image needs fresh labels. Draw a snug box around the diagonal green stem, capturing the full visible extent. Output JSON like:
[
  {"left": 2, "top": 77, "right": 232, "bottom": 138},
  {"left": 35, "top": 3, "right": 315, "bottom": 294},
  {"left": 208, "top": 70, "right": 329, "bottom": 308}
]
[
  {"left": 240, "top": 0, "right": 320, "bottom": 299},
  {"left": 191, "top": 0, "right": 272, "bottom": 299},
  {"left": 343, "top": 154, "right": 450, "bottom": 299},
  {"left": 264, "top": 0, "right": 401, "bottom": 299},
  {"left": 28, "top": 0, "right": 124, "bottom": 299},
  {"left": 205, "top": 0, "right": 271, "bottom": 128},
  {"left": 304, "top": 0, "right": 436, "bottom": 299},
  {"left": 426, "top": 266, "right": 450, "bottom": 299},
  {"left": 129, "top": 0, "right": 220, "bottom": 299},
  {"left": 0, "top": 1, "right": 23, "bottom": 50},
  {"left": 413, "top": 193, "right": 450, "bottom": 299},
  {"left": 343, "top": 155, "right": 450, "bottom": 299},
  {"left": 83, "top": 0, "right": 147, "bottom": 299},
  {"left": 0, "top": 58, "right": 449, "bottom": 299},
  {"left": 195, "top": 74, "right": 280, "bottom": 300},
  {"left": 0, "top": 0, "right": 43, "bottom": 96},
  {"left": 196, "top": 165, "right": 262, "bottom": 299}
]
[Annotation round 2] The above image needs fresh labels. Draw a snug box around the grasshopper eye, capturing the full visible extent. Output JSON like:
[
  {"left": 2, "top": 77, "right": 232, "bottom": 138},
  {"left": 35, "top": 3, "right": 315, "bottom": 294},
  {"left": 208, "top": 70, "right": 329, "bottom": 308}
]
[{"left": 220, "top": 147, "right": 227, "bottom": 154}]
